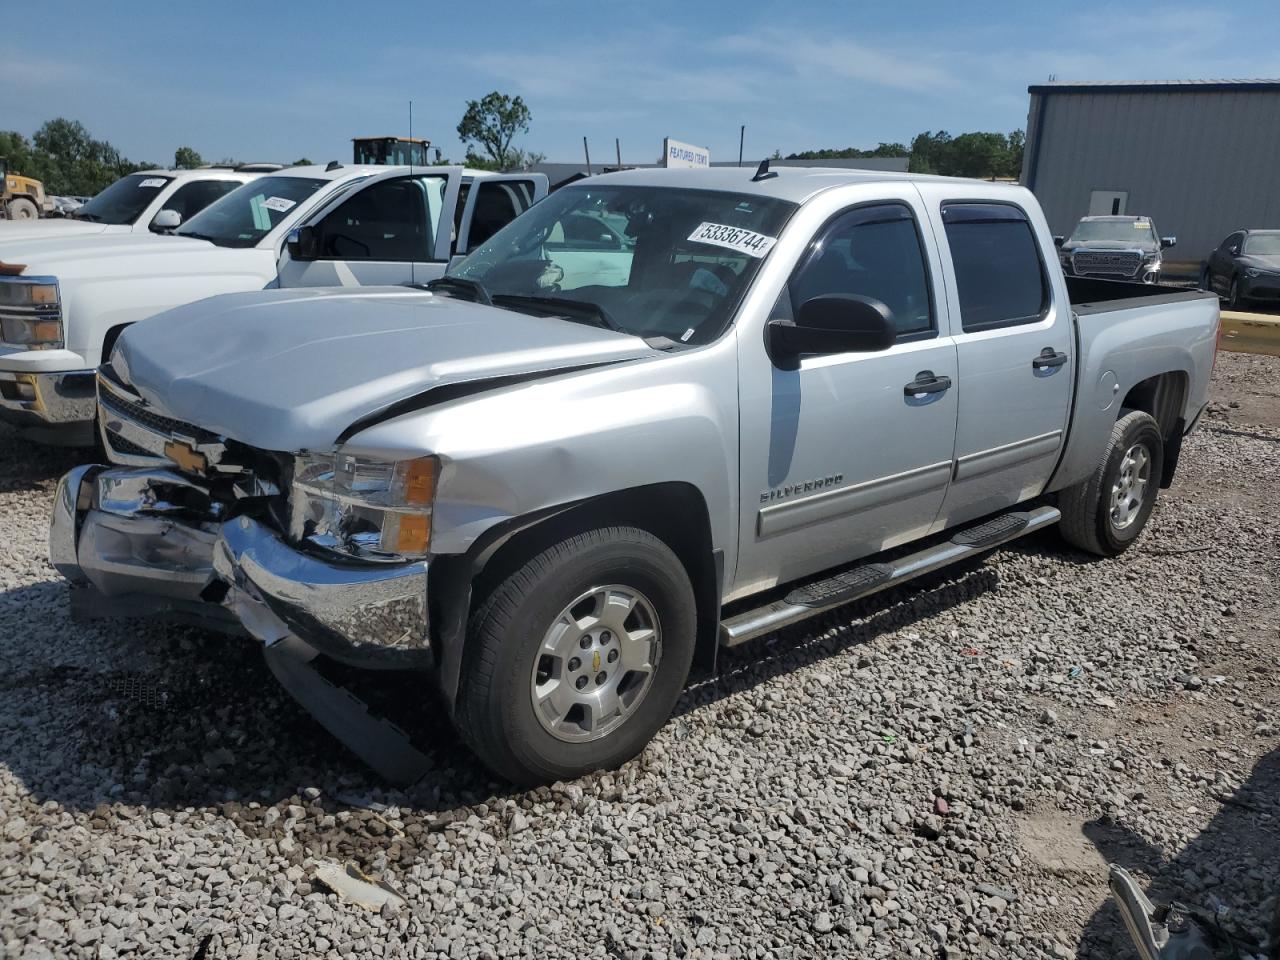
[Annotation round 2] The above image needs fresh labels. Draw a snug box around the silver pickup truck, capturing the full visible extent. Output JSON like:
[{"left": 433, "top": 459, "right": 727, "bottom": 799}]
[{"left": 49, "top": 165, "right": 1220, "bottom": 785}]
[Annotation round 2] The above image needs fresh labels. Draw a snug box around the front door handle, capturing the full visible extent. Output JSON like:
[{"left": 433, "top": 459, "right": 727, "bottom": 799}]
[
  {"left": 903, "top": 371, "right": 952, "bottom": 397},
  {"left": 1032, "top": 348, "right": 1069, "bottom": 370}
]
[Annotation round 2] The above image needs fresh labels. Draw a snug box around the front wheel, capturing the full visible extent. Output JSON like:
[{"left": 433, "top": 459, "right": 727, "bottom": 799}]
[
  {"left": 1229, "top": 276, "right": 1246, "bottom": 310},
  {"left": 457, "top": 526, "right": 696, "bottom": 785},
  {"left": 1059, "top": 410, "right": 1164, "bottom": 557},
  {"left": 7, "top": 198, "right": 39, "bottom": 220}
]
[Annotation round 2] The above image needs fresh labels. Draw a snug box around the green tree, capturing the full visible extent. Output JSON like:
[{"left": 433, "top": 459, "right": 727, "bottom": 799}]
[
  {"left": 30, "top": 118, "right": 142, "bottom": 195},
  {"left": 290, "top": 157, "right": 313, "bottom": 166},
  {"left": 174, "top": 146, "right": 203, "bottom": 169},
  {"left": 457, "top": 91, "right": 532, "bottom": 171}
]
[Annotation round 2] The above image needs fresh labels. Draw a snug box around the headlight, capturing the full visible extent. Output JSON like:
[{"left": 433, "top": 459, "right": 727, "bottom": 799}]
[
  {"left": 0, "top": 278, "right": 63, "bottom": 350},
  {"left": 290, "top": 452, "right": 439, "bottom": 561}
]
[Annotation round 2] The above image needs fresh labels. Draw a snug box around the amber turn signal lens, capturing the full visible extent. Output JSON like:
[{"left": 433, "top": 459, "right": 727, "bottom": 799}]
[
  {"left": 395, "top": 513, "right": 431, "bottom": 554},
  {"left": 402, "top": 458, "right": 437, "bottom": 505},
  {"left": 29, "top": 285, "right": 59, "bottom": 305}
]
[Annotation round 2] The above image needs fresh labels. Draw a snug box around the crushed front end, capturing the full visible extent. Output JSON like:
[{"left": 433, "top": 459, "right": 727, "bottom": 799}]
[{"left": 50, "top": 369, "right": 433, "bottom": 670}]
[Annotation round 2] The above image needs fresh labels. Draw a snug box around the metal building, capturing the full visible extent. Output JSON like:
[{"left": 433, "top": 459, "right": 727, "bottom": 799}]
[{"left": 1021, "top": 79, "right": 1280, "bottom": 268}]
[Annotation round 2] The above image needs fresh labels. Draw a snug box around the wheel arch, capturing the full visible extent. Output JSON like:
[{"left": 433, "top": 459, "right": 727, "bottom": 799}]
[
  {"left": 429, "top": 481, "right": 722, "bottom": 712},
  {"left": 1118, "top": 370, "right": 1188, "bottom": 488}
]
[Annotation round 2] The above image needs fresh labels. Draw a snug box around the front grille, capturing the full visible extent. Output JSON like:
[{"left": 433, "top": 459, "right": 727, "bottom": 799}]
[
  {"left": 1072, "top": 251, "right": 1143, "bottom": 277},
  {"left": 104, "top": 430, "right": 153, "bottom": 458},
  {"left": 99, "top": 385, "right": 221, "bottom": 446}
]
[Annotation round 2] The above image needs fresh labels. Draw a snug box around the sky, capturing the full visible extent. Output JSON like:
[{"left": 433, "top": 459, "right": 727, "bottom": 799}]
[{"left": 10, "top": 0, "right": 1280, "bottom": 168}]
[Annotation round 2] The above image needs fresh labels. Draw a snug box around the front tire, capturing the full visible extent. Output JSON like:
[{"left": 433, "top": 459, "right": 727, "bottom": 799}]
[
  {"left": 1059, "top": 410, "right": 1164, "bottom": 557},
  {"left": 7, "top": 198, "right": 39, "bottom": 220},
  {"left": 1229, "top": 276, "right": 1246, "bottom": 310},
  {"left": 457, "top": 526, "right": 696, "bottom": 785}
]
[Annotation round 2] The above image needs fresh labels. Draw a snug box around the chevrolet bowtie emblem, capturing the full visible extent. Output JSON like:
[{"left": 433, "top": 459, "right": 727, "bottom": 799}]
[
  {"left": 592, "top": 650, "right": 601, "bottom": 672},
  {"left": 164, "top": 440, "right": 208, "bottom": 473}
]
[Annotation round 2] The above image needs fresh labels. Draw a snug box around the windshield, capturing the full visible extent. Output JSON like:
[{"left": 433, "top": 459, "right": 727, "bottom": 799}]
[
  {"left": 450, "top": 185, "right": 796, "bottom": 345},
  {"left": 176, "top": 175, "right": 326, "bottom": 248},
  {"left": 72, "top": 173, "right": 173, "bottom": 224},
  {"left": 1243, "top": 233, "right": 1280, "bottom": 256},
  {"left": 1069, "top": 219, "right": 1157, "bottom": 245}
]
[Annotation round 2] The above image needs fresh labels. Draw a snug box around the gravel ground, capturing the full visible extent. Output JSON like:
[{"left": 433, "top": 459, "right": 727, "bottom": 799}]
[{"left": 2, "top": 351, "right": 1278, "bottom": 960}]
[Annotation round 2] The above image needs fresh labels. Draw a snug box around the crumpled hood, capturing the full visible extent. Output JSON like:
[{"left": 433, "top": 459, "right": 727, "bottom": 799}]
[{"left": 114, "top": 287, "right": 655, "bottom": 451}]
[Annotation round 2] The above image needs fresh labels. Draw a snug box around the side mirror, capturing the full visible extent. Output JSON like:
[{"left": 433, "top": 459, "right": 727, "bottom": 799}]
[
  {"left": 151, "top": 209, "right": 182, "bottom": 232},
  {"left": 1160, "top": 236, "right": 1177, "bottom": 249},
  {"left": 1053, "top": 235, "right": 1065, "bottom": 248},
  {"left": 768, "top": 295, "right": 896, "bottom": 361},
  {"left": 286, "top": 225, "right": 319, "bottom": 261}
]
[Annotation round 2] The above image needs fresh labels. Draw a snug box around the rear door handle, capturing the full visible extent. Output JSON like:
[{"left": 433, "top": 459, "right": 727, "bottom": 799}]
[
  {"left": 1032, "top": 348, "right": 1069, "bottom": 370},
  {"left": 903, "top": 371, "right": 952, "bottom": 396}
]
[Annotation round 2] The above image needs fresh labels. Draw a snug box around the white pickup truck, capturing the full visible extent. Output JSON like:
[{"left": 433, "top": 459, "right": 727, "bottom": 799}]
[
  {"left": 0, "top": 164, "right": 547, "bottom": 443},
  {"left": 0, "top": 167, "right": 273, "bottom": 241}
]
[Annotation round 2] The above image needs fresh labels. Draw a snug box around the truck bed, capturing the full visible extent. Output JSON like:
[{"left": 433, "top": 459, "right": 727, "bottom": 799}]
[
  {"left": 1066, "top": 275, "right": 1217, "bottom": 313},
  {"left": 1049, "top": 275, "right": 1219, "bottom": 496}
]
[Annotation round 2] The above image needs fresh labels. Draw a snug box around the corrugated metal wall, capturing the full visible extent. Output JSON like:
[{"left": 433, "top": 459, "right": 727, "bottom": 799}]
[{"left": 1021, "top": 88, "right": 1280, "bottom": 265}]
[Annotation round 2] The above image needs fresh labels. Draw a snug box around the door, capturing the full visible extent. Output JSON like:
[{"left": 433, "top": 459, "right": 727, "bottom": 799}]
[
  {"left": 450, "top": 175, "right": 546, "bottom": 267},
  {"left": 1208, "top": 231, "right": 1242, "bottom": 295},
  {"left": 928, "top": 199, "right": 1073, "bottom": 528},
  {"left": 1088, "top": 190, "right": 1128, "bottom": 216},
  {"left": 734, "top": 198, "right": 959, "bottom": 596},
  {"left": 277, "top": 172, "right": 456, "bottom": 288}
]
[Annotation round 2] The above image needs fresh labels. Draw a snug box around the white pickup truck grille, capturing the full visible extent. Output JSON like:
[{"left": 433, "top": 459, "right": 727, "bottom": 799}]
[{"left": 1072, "top": 250, "right": 1143, "bottom": 277}]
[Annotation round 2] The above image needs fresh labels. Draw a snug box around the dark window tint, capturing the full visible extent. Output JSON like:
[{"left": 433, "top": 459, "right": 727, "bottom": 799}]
[
  {"left": 72, "top": 173, "right": 173, "bottom": 225},
  {"left": 150, "top": 179, "right": 240, "bottom": 230},
  {"left": 316, "top": 175, "right": 446, "bottom": 261},
  {"left": 942, "top": 203, "right": 1048, "bottom": 332},
  {"left": 790, "top": 203, "right": 934, "bottom": 337},
  {"left": 466, "top": 180, "right": 537, "bottom": 249}
]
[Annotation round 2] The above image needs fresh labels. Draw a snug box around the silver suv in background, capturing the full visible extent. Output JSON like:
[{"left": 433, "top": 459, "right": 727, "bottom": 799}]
[{"left": 1055, "top": 215, "right": 1177, "bottom": 284}]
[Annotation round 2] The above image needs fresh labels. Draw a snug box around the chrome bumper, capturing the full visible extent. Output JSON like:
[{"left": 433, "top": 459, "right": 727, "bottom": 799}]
[
  {"left": 0, "top": 368, "right": 96, "bottom": 426},
  {"left": 50, "top": 466, "right": 431, "bottom": 667}
]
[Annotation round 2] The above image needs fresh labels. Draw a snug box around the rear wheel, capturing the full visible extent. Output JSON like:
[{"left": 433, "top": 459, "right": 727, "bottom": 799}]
[
  {"left": 457, "top": 525, "right": 696, "bottom": 785},
  {"left": 6, "top": 198, "right": 38, "bottom": 220},
  {"left": 1059, "top": 410, "right": 1164, "bottom": 557}
]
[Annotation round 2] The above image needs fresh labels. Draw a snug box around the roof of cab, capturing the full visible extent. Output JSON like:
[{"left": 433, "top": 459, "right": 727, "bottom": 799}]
[
  {"left": 277, "top": 163, "right": 522, "bottom": 183},
  {"left": 565, "top": 165, "right": 1016, "bottom": 204}
]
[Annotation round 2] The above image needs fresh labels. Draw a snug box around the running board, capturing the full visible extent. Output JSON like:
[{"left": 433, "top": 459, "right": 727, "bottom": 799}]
[{"left": 719, "top": 505, "right": 1060, "bottom": 648}]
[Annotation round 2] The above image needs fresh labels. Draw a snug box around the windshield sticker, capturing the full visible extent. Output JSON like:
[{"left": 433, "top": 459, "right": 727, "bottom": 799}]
[
  {"left": 261, "top": 196, "right": 297, "bottom": 214},
  {"left": 139, "top": 178, "right": 167, "bottom": 189},
  {"left": 687, "top": 222, "right": 777, "bottom": 259}
]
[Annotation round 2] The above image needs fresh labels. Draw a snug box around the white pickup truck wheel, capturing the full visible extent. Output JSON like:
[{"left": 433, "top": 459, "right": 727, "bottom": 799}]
[
  {"left": 1059, "top": 410, "right": 1164, "bottom": 557},
  {"left": 457, "top": 526, "right": 696, "bottom": 785}
]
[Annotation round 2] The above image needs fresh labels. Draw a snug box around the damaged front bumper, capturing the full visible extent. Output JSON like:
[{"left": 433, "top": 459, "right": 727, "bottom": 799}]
[{"left": 50, "top": 464, "right": 432, "bottom": 668}]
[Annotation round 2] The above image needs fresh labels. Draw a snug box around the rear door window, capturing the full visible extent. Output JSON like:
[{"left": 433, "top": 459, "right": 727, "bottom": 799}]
[{"left": 942, "top": 203, "right": 1048, "bottom": 332}]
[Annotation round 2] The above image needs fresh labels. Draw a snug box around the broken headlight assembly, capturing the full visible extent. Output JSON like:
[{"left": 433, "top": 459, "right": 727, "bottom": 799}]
[{"left": 289, "top": 452, "right": 439, "bottom": 561}]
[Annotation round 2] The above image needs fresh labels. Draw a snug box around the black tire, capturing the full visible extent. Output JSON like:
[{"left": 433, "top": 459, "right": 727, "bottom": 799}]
[
  {"left": 1228, "top": 276, "right": 1246, "bottom": 310},
  {"left": 457, "top": 526, "right": 696, "bottom": 785},
  {"left": 7, "top": 198, "right": 38, "bottom": 220},
  {"left": 1059, "top": 410, "right": 1164, "bottom": 557},
  {"left": 1199, "top": 264, "right": 1213, "bottom": 293}
]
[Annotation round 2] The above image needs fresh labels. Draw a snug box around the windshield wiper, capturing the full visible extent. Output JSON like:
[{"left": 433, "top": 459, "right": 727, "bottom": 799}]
[
  {"left": 72, "top": 211, "right": 102, "bottom": 222},
  {"left": 177, "top": 230, "right": 222, "bottom": 246},
  {"left": 419, "top": 276, "right": 492, "bottom": 305},
  {"left": 491, "top": 294, "right": 623, "bottom": 333}
]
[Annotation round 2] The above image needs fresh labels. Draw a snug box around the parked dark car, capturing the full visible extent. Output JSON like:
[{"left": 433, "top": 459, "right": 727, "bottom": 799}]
[
  {"left": 1202, "top": 228, "right": 1280, "bottom": 309},
  {"left": 1054, "top": 215, "right": 1176, "bottom": 284}
]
